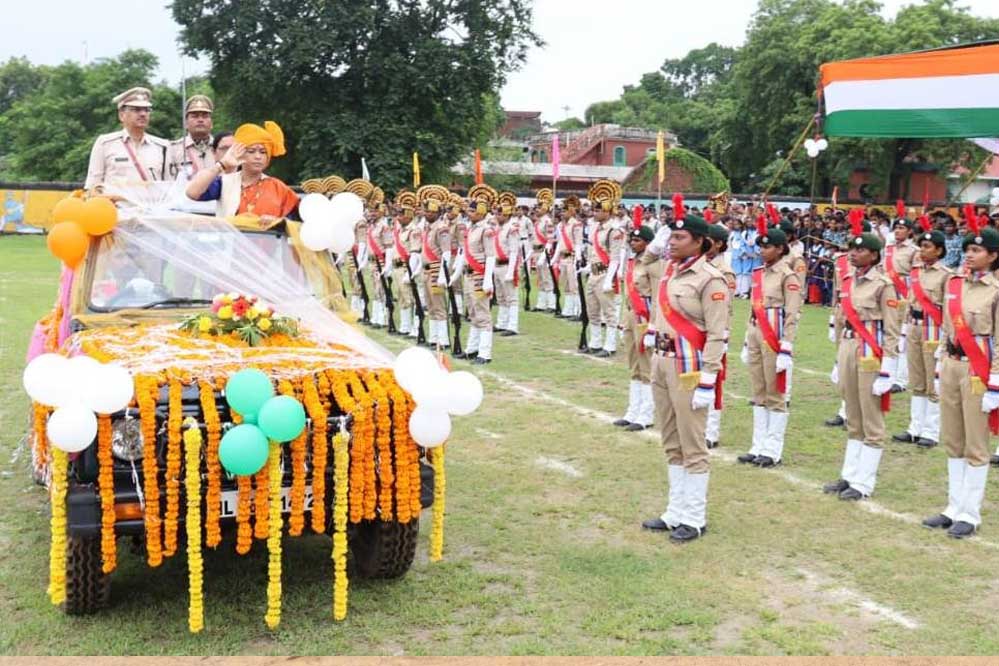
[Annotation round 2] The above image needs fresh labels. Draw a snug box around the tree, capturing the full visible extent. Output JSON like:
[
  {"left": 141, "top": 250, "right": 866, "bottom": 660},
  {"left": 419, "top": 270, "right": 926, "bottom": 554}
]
[
  {"left": 0, "top": 50, "right": 182, "bottom": 182},
  {"left": 172, "top": 0, "right": 541, "bottom": 190},
  {"left": 553, "top": 117, "right": 585, "bottom": 131}
]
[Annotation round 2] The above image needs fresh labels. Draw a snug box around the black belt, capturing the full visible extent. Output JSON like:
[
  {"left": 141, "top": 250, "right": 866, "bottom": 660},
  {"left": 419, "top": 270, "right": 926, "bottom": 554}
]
[
  {"left": 946, "top": 341, "right": 966, "bottom": 359},
  {"left": 654, "top": 332, "right": 675, "bottom": 354},
  {"left": 393, "top": 260, "right": 405, "bottom": 268},
  {"left": 910, "top": 310, "right": 923, "bottom": 321},
  {"left": 497, "top": 259, "right": 509, "bottom": 266},
  {"left": 591, "top": 262, "right": 607, "bottom": 274}
]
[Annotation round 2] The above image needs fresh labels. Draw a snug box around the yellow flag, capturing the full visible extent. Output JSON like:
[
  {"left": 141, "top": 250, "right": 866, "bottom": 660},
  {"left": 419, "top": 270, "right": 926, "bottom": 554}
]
[
  {"left": 656, "top": 131, "right": 665, "bottom": 185},
  {"left": 413, "top": 152, "right": 421, "bottom": 188}
]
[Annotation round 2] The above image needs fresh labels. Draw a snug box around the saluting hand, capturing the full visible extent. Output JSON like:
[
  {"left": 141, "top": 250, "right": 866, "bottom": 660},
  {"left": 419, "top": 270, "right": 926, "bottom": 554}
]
[{"left": 220, "top": 142, "right": 246, "bottom": 172}]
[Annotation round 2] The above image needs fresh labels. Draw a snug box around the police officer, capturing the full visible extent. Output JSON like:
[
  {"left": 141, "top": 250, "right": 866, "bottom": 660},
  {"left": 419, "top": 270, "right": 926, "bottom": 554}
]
[
  {"left": 583, "top": 180, "right": 626, "bottom": 357},
  {"left": 457, "top": 185, "right": 499, "bottom": 364},
  {"left": 556, "top": 196, "right": 583, "bottom": 320},
  {"left": 824, "top": 228, "right": 900, "bottom": 501},
  {"left": 169, "top": 95, "right": 214, "bottom": 179},
  {"left": 493, "top": 193, "right": 521, "bottom": 336},
  {"left": 418, "top": 186, "right": 452, "bottom": 348},
  {"left": 885, "top": 216, "right": 918, "bottom": 392},
  {"left": 85, "top": 87, "right": 169, "bottom": 190},
  {"left": 705, "top": 222, "right": 736, "bottom": 449},
  {"left": 891, "top": 221, "right": 950, "bottom": 448},
  {"left": 922, "top": 220, "right": 999, "bottom": 538},
  {"left": 532, "top": 190, "right": 557, "bottom": 312},
  {"left": 390, "top": 193, "right": 419, "bottom": 336},
  {"left": 641, "top": 211, "right": 730, "bottom": 542}
]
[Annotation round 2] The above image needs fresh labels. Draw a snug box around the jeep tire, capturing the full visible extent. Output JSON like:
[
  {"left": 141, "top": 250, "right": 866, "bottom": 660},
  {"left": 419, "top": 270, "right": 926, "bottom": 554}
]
[
  {"left": 349, "top": 518, "right": 419, "bottom": 579},
  {"left": 64, "top": 534, "right": 111, "bottom": 615}
]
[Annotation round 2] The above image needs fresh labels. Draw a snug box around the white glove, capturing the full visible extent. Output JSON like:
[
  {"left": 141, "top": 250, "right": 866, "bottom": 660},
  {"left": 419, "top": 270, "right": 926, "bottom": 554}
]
[
  {"left": 827, "top": 314, "right": 836, "bottom": 343},
  {"left": 871, "top": 357, "right": 896, "bottom": 396},
  {"left": 740, "top": 343, "right": 750, "bottom": 365},
  {"left": 776, "top": 348, "right": 793, "bottom": 373},
  {"left": 382, "top": 249, "right": 395, "bottom": 277},
  {"left": 934, "top": 361, "right": 942, "bottom": 395},
  {"left": 897, "top": 323, "right": 908, "bottom": 353},
  {"left": 504, "top": 261, "right": 516, "bottom": 282},
  {"left": 436, "top": 264, "right": 448, "bottom": 286},
  {"left": 409, "top": 253, "right": 423, "bottom": 277},
  {"left": 483, "top": 256, "right": 496, "bottom": 294},
  {"left": 982, "top": 374, "right": 999, "bottom": 413},
  {"left": 691, "top": 372, "right": 717, "bottom": 410},
  {"left": 643, "top": 329, "right": 657, "bottom": 351},
  {"left": 601, "top": 272, "right": 614, "bottom": 293},
  {"left": 830, "top": 363, "right": 839, "bottom": 385},
  {"left": 578, "top": 264, "right": 591, "bottom": 276},
  {"left": 356, "top": 246, "right": 369, "bottom": 271},
  {"left": 449, "top": 253, "right": 465, "bottom": 286}
]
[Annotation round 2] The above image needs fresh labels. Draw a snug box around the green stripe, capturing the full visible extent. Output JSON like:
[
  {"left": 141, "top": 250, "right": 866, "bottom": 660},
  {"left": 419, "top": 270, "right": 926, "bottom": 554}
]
[{"left": 825, "top": 108, "right": 999, "bottom": 138}]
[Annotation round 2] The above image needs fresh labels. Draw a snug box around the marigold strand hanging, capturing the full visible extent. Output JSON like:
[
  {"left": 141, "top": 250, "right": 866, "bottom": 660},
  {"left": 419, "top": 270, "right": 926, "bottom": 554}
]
[
  {"left": 264, "top": 441, "right": 284, "bottom": 629},
  {"left": 137, "top": 375, "right": 163, "bottom": 566},
  {"left": 281, "top": 379, "right": 308, "bottom": 536},
  {"left": 364, "top": 373, "right": 394, "bottom": 520},
  {"left": 254, "top": 454, "right": 270, "bottom": 540},
  {"left": 303, "top": 374, "right": 328, "bottom": 532},
  {"left": 331, "top": 428, "right": 350, "bottom": 620},
  {"left": 199, "top": 381, "right": 223, "bottom": 548},
  {"left": 97, "top": 414, "right": 117, "bottom": 573},
  {"left": 164, "top": 378, "right": 183, "bottom": 557},
  {"left": 183, "top": 418, "right": 205, "bottom": 633},
  {"left": 346, "top": 372, "right": 377, "bottom": 520},
  {"left": 236, "top": 474, "right": 253, "bottom": 555},
  {"left": 47, "top": 448, "right": 68, "bottom": 606},
  {"left": 429, "top": 445, "right": 447, "bottom": 562},
  {"left": 32, "top": 403, "right": 49, "bottom": 472}
]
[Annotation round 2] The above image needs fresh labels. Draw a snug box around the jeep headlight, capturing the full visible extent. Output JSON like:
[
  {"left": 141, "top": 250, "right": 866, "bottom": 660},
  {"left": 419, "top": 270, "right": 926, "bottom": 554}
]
[{"left": 111, "top": 418, "right": 144, "bottom": 461}]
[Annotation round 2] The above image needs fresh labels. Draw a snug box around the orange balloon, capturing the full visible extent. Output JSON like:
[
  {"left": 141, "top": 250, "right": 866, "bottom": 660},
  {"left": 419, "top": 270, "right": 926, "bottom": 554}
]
[
  {"left": 79, "top": 198, "right": 118, "bottom": 236},
  {"left": 47, "top": 222, "right": 90, "bottom": 268},
  {"left": 52, "top": 197, "right": 86, "bottom": 225}
]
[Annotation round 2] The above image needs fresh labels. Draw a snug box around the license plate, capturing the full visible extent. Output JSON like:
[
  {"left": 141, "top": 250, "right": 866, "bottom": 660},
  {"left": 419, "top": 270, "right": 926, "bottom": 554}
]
[{"left": 219, "top": 485, "right": 313, "bottom": 518}]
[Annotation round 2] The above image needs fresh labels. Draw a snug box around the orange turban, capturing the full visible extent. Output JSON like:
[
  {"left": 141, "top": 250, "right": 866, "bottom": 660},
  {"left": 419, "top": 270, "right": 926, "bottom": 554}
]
[{"left": 233, "top": 120, "right": 286, "bottom": 158}]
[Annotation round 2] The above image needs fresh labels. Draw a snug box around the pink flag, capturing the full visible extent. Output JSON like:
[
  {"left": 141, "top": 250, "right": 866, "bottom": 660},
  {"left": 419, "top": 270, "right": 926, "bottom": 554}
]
[{"left": 551, "top": 133, "right": 560, "bottom": 181}]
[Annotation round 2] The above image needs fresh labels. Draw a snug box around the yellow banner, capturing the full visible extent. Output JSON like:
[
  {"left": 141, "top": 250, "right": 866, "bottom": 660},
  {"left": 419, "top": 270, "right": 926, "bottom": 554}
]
[
  {"left": 656, "top": 131, "right": 665, "bottom": 184},
  {"left": 413, "top": 152, "right": 421, "bottom": 188}
]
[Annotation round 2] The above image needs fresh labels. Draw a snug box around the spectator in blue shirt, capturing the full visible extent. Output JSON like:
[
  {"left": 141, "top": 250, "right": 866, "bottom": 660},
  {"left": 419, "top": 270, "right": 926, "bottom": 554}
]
[{"left": 942, "top": 217, "right": 963, "bottom": 268}]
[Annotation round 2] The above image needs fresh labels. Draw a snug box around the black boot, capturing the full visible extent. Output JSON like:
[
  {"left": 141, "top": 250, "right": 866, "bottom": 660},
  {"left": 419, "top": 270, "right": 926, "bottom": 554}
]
[
  {"left": 947, "top": 521, "right": 976, "bottom": 539},
  {"left": 669, "top": 524, "right": 706, "bottom": 542},
  {"left": 471, "top": 357, "right": 491, "bottom": 365},
  {"left": 594, "top": 349, "right": 612, "bottom": 358},
  {"left": 922, "top": 514, "right": 953, "bottom": 529},
  {"left": 754, "top": 456, "right": 780, "bottom": 468},
  {"left": 706, "top": 440, "right": 719, "bottom": 449},
  {"left": 991, "top": 454, "right": 999, "bottom": 467},
  {"left": 612, "top": 418, "right": 631, "bottom": 427},
  {"left": 838, "top": 487, "right": 864, "bottom": 501},
  {"left": 625, "top": 423, "right": 647, "bottom": 432},
  {"left": 824, "top": 414, "right": 845, "bottom": 427},
  {"left": 823, "top": 479, "right": 849, "bottom": 494},
  {"left": 641, "top": 517, "right": 670, "bottom": 531},
  {"left": 916, "top": 438, "right": 938, "bottom": 448},
  {"left": 892, "top": 431, "right": 914, "bottom": 443},
  {"left": 737, "top": 453, "right": 757, "bottom": 464}
]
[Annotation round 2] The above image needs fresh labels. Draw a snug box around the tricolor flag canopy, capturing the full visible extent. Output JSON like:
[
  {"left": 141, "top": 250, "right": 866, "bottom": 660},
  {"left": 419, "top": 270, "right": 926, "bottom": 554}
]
[{"left": 820, "top": 41, "right": 999, "bottom": 138}]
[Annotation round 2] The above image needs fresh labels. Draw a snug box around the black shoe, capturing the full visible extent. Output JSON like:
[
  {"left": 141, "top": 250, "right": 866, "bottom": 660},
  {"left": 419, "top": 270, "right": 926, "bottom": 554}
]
[
  {"left": 641, "top": 517, "right": 670, "bottom": 531},
  {"left": 737, "top": 453, "right": 757, "bottom": 464},
  {"left": 892, "top": 431, "right": 915, "bottom": 443},
  {"left": 706, "top": 440, "right": 718, "bottom": 449},
  {"left": 947, "top": 521, "right": 976, "bottom": 539},
  {"left": 585, "top": 348, "right": 601, "bottom": 355},
  {"left": 754, "top": 455, "right": 780, "bottom": 468},
  {"left": 471, "top": 357, "right": 491, "bottom": 365},
  {"left": 625, "top": 423, "right": 648, "bottom": 432},
  {"left": 554, "top": 313, "right": 566, "bottom": 318},
  {"left": 838, "top": 486, "right": 865, "bottom": 501},
  {"left": 612, "top": 418, "right": 631, "bottom": 427},
  {"left": 452, "top": 351, "right": 472, "bottom": 360},
  {"left": 493, "top": 326, "right": 505, "bottom": 332},
  {"left": 500, "top": 330, "right": 518, "bottom": 337},
  {"left": 922, "top": 513, "right": 953, "bottom": 529},
  {"left": 824, "top": 415, "right": 845, "bottom": 427},
  {"left": 568, "top": 316, "right": 581, "bottom": 322},
  {"left": 916, "top": 438, "right": 938, "bottom": 449},
  {"left": 823, "top": 479, "right": 849, "bottom": 494},
  {"left": 594, "top": 350, "right": 611, "bottom": 358},
  {"left": 991, "top": 454, "right": 999, "bottom": 467},
  {"left": 890, "top": 384, "right": 905, "bottom": 394},
  {"left": 669, "top": 524, "right": 706, "bottom": 542}
]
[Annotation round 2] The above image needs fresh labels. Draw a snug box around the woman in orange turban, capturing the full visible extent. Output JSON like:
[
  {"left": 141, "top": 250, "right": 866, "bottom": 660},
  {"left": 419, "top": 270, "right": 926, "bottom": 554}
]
[{"left": 186, "top": 120, "right": 299, "bottom": 223}]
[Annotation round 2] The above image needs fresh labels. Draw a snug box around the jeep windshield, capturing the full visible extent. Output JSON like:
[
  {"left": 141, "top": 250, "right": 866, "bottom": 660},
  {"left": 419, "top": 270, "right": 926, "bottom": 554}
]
[{"left": 88, "top": 222, "right": 308, "bottom": 312}]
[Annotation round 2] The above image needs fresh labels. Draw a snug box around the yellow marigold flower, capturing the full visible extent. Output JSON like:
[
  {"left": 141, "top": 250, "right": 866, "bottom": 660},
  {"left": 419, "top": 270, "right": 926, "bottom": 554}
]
[
  {"left": 247, "top": 307, "right": 260, "bottom": 320},
  {"left": 198, "top": 316, "right": 212, "bottom": 332},
  {"left": 218, "top": 305, "right": 233, "bottom": 320},
  {"left": 259, "top": 318, "right": 272, "bottom": 331}
]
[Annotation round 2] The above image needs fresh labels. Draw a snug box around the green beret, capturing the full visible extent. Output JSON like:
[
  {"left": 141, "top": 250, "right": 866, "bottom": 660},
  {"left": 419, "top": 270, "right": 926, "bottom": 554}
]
[
  {"left": 917, "top": 230, "right": 946, "bottom": 248},
  {"left": 707, "top": 223, "right": 729, "bottom": 243},
  {"left": 778, "top": 220, "right": 796, "bottom": 237},
  {"left": 962, "top": 226, "right": 999, "bottom": 251},
  {"left": 671, "top": 214, "right": 709, "bottom": 237},
  {"left": 850, "top": 232, "right": 883, "bottom": 252},
  {"left": 893, "top": 219, "right": 913, "bottom": 231},
  {"left": 630, "top": 225, "right": 655, "bottom": 243},
  {"left": 756, "top": 226, "right": 788, "bottom": 247}
]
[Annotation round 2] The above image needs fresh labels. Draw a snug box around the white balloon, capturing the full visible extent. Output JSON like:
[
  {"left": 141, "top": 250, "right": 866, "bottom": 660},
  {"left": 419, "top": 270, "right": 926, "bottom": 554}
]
[
  {"left": 393, "top": 346, "right": 440, "bottom": 394},
  {"left": 803, "top": 139, "right": 816, "bottom": 151},
  {"left": 992, "top": 187, "right": 999, "bottom": 198},
  {"left": 47, "top": 402, "right": 98, "bottom": 453},
  {"left": 445, "top": 371, "right": 483, "bottom": 416},
  {"left": 816, "top": 138, "right": 829, "bottom": 150},
  {"left": 298, "top": 192, "right": 332, "bottom": 224},
  {"left": 66, "top": 355, "right": 102, "bottom": 398},
  {"left": 84, "top": 363, "right": 135, "bottom": 414},
  {"left": 411, "top": 367, "right": 451, "bottom": 411},
  {"left": 408, "top": 405, "right": 451, "bottom": 448},
  {"left": 329, "top": 221, "right": 355, "bottom": 254},
  {"left": 806, "top": 147, "right": 820, "bottom": 158},
  {"left": 23, "top": 353, "right": 72, "bottom": 407},
  {"left": 300, "top": 219, "right": 333, "bottom": 251},
  {"left": 330, "top": 192, "right": 364, "bottom": 225}
]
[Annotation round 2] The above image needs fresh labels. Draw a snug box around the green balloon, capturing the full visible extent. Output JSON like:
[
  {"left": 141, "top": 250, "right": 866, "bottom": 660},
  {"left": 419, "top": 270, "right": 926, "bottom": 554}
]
[
  {"left": 219, "top": 424, "right": 270, "bottom": 476},
  {"left": 225, "top": 369, "right": 274, "bottom": 418},
  {"left": 257, "top": 395, "right": 308, "bottom": 442}
]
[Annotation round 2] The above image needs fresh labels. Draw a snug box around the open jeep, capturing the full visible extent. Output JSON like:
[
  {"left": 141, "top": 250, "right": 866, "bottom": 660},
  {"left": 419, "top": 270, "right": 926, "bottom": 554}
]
[{"left": 29, "top": 212, "right": 433, "bottom": 617}]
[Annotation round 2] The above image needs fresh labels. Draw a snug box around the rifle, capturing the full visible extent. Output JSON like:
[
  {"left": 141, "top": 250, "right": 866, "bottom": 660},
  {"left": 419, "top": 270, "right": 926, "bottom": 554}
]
[
  {"left": 404, "top": 258, "right": 427, "bottom": 345},
  {"left": 350, "top": 246, "right": 370, "bottom": 324},
  {"left": 546, "top": 244, "right": 561, "bottom": 314},
  {"left": 442, "top": 261, "right": 463, "bottom": 356},
  {"left": 372, "top": 253, "right": 396, "bottom": 334},
  {"left": 576, "top": 254, "right": 589, "bottom": 351},
  {"left": 520, "top": 240, "right": 532, "bottom": 312}
]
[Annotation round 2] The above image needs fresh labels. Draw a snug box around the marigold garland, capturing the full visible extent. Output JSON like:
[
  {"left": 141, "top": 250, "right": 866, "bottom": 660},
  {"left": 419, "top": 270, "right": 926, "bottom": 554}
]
[
  {"left": 182, "top": 418, "right": 205, "bottom": 633},
  {"left": 429, "top": 445, "right": 447, "bottom": 562},
  {"left": 254, "top": 454, "right": 270, "bottom": 540},
  {"left": 281, "top": 379, "right": 309, "bottom": 537},
  {"left": 199, "top": 381, "right": 223, "bottom": 548},
  {"left": 316, "top": 371, "right": 332, "bottom": 412},
  {"left": 329, "top": 371, "right": 364, "bottom": 524},
  {"left": 346, "top": 373, "right": 377, "bottom": 521},
  {"left": 45, "top": 301, "right": 62, "bottom": 353},
  {"left": 47, "top": 448, "right": 68, "bottom": 606},
  {"left": 236, "top": 474, "right": 253, "bottom": 555},
  {"left": 97, "top": 414, "right": 117, "bottom": 573},
  {"left": 163, "top": 378, "right": 183, "bottom": 558},
  {"left": 384, "top": 378, "right": 413, "bottom": 524},
  {"left": 264, "top": 441, "right": 284, "bottom": 630},
  {"left": 32, "top": 402, "right": 50, "bottom": 475},
  {"left": 407, "top": 395, "right": 423, "bottom": 519},
  {"left": 331, "top": 428, "right": 350, "bottom": 620},
  {"left": 137, "top": 375, "right": 163, "bottom": 567},
  {"left": 303, "top": 374, "right": 329, "bottom": 533},
  {"left": 365, "top": 372, "right": 395, "bottom": 520}
]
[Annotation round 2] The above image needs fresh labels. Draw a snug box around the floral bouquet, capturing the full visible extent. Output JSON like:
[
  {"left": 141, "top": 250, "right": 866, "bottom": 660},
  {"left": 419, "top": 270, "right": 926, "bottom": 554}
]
[{"left": 180, "top": 293, "right": 299, "bottom": 346}]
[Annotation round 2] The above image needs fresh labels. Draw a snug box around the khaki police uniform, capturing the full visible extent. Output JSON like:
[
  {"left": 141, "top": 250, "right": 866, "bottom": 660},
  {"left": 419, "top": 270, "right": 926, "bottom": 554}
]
[
  {"left": 617, "top": 248, "right": 663, "bottom": 429},
  {"left": 887, "top": 238, "right": 918, "bottom": 388},
  {"left": 423, "top": 213, "right": 452, "bottom": 345},
  {"left": 705, "top": 252, "right": 737, "bottom": 447},
  {"left": 85, "top": 87, "right": 170, "bottom": 190},
  {"left": 391, "top": 220, "right": 416, "bottom": 332},
  {"left": 585, "top": 218, "right": 626, "bottom": 353},
  {"left": 495, "top": 218, "right": 521, "bottom": 333},
  {"left": 168, "top": 94, "right": 215, "bottom": 180},
  {"left": 533, "top": 213, "right": 557, "bottom": 310},
  {"left": 406, "top": 218, "right": 426, "bottom": 338},
  {"left": 463, "top": 219, "right": 497, "bottom": 361},
  {"left": 557, "top": 216, "right": 582, "bottom": 317}
]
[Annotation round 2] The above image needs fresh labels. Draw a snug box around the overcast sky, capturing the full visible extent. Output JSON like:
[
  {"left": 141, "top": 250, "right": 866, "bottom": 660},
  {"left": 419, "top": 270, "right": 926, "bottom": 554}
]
[{"left": 4, "top": 0, "right": 999, "bottom": 124}]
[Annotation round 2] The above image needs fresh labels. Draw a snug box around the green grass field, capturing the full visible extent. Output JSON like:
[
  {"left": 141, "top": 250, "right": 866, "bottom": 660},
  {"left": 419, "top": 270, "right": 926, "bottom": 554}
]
[{"left": 2, "top": 234, "right": 998, "bottom": 656}]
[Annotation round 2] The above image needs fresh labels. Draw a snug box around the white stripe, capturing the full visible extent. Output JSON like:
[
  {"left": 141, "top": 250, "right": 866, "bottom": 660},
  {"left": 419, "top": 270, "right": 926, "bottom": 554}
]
[
  {"left": 796, "top": 568, "right": 920, "bottom": 629},
  {"left": 535, "top": 456, "right": 584, "bottom": 478},
  {"left": 824, "top": 73, "right": 999, "bottom": 113}
]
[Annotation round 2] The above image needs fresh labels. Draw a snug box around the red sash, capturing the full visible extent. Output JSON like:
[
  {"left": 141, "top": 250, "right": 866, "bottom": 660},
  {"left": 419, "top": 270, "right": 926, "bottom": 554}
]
[
  {"left": 593, "top": 225, "right": 610, "bottom": 265},
  {"left": 560, "top": 223, "right": 575, "bottom": 254},
  {"left": 463, "top": 228, "right": 485, "bottom": 275},
  {"left": 493, "top": 229, "right": 509, "bottom": 262},
  {"left": 393, "top": 224, "right": 410, "bottom": 263},
  {"left": 885, "top": 245, "right": 909, "bottom": 299},
  {"left": 186, "top": 145, "right": 206, "bottom": 174},
  {"left": 751, "top": 267, "right": 787, "bottom": 393},
  {"left": 625, "top": 258, "right": 650, "bottom": 322},
  {"left": 534, "top": 223, "right": 549, "bottom": 246},
  {"left": 122, "top": 137, "right": 149, "bottom": 182},
  {"left": 367, "top": 225, "right": 385, "bottom": 262},
  {"left": 947, "top": 275, "right": 999, "bottom": 434},
  {"left": 841, "top": 274, "right": 890, "bottom": 412},
  {"left": 422, "top": 229, "right": 441, "bottom": 263},
  {"left": 910, "top": 266, "right": 942, "bottom": 328},
  {"left": 835, "top": 254, "right": 849, "bottom": 284}
]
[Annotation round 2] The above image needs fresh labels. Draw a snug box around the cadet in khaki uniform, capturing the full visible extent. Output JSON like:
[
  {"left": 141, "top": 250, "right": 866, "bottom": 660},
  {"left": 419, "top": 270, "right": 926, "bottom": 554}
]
[
  {"left": 824, "top": 231, "right": 900, "bottom": 501},
  {"left": 85, "top": 87, "right": 169, "bottom": 190},
  {"left": 705, "top": 223, "right": 736, "bottom": 449},
  {"left": 366, "top": 204, "right": 392, "bottom": 329},
  {"left": 891, "top": 222, "right": 950, "bottom": 448},
  {"left": 406, "top": 205, "right": 427, "bottom": 340},
  {"left": 417, "top": 186, "right": 452, "bottom": 348},
  {"left": 168, "top": 95, "right": 214, "bottom": 179},
  {"left": 494, "top": 193, "right": 521, "bottom": 336},
  {"left": 614, "top": 225, "right": 661, "bottom": 432},
  {"left": 444, "top": 195, "right": 467, "bottom": 318},
  {"left": 456, "top": 185, "right": 499, "bottom": 364},
  {"left": 557, "top": 196, "right": 583, "bottom": 319},
  {"left": 641, "top": 213, "right": 730, "bottom": 542},
  {"left": 584, "top": 180, "right": 627, "bottom": 357},
  {"left": 532, "top": 189, "right": 557, "bottom": 312},
  {"left": 391, "top": 193, "right": 418, "bottom": 336},
  {"left": 737, "top": 221, "right": 802, "bottom": 467},
  {"left": 922, "top": 223, "right": 999, "bottom": 538},
  {"left": 885, "top": 218, "right": 918, "bottom": 391}
]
